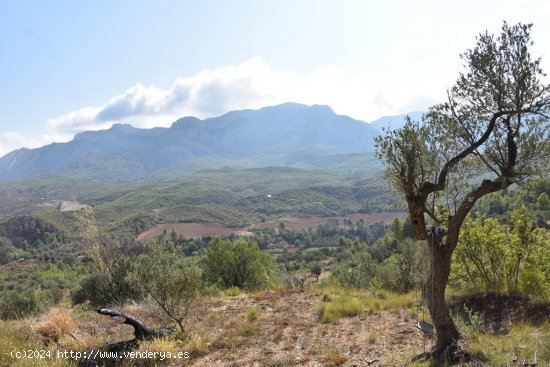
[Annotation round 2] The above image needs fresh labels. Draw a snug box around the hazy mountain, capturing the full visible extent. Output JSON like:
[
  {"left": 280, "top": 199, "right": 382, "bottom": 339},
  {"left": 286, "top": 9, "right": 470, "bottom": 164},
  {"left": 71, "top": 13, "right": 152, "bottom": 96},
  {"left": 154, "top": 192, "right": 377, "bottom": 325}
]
[
  {"left": 369, "top": 111, "right": 425, "bottom": 132},
  {"left": 0, "top": 103, "right": 422, "bottom": 181}
]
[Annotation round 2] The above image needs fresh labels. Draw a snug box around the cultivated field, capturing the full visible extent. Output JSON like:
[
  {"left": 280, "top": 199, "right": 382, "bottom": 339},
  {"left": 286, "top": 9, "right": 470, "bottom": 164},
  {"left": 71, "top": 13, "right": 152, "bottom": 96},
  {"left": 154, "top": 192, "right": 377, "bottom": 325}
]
[
  {"left": 137, "top": 223, "right": 253, "bottom": 241},
  {"left": 138, "top": 212, "right": 406, "bottom": 241}
]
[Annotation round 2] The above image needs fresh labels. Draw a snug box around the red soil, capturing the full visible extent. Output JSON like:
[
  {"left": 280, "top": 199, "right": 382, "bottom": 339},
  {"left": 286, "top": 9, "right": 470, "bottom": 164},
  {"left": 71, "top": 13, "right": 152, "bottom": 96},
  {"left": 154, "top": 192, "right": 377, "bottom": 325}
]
[
  {"left": 137, "top": 223, "right": 252, "bottom": 241},
  {"left": 137, "top": 212, "right": 405, "bottom": 241}
]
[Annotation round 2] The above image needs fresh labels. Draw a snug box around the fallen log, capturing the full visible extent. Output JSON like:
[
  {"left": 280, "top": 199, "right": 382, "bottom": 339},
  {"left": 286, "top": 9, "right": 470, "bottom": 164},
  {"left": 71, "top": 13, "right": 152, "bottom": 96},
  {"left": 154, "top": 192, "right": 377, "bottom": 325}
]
[
  {"left": 79, "top": 309, "right": 176, "bottom": 366},
  {"left": 97, "top": 308, "right": 174, "bottom": 341}
]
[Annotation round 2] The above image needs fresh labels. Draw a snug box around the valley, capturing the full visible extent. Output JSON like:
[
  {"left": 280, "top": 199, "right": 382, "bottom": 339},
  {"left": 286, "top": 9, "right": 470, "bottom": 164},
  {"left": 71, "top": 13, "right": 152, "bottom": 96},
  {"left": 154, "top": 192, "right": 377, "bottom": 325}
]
[{"left": 0, "top": 104, "right": 548, "bottom": 366}]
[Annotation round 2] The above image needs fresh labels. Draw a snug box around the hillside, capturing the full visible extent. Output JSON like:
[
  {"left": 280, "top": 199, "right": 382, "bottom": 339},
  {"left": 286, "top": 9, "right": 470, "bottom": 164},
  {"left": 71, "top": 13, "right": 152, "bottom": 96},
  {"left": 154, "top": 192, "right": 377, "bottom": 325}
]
[
  {"left": 0, "top": 103, "right": 414, "bottom": 182},
  {"left": 0, "top": 103, "right": 386, "bottom": 181},
  {"left": 0, "top": 159, "right": 398, "bottom": 233}
]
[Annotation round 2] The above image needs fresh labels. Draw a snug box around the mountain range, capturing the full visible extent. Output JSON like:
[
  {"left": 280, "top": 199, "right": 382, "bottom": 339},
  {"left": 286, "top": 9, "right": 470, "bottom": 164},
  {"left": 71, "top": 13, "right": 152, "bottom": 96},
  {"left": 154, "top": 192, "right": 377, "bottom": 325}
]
[{"left": 0, "top": 103, "right": 423, "bottom": 181}]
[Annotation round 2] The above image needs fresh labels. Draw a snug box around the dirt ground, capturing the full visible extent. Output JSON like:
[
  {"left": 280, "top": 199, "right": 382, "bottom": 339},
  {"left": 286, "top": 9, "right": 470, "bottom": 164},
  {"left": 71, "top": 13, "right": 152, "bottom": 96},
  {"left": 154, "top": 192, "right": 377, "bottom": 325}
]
[
  {"left": 59, "top": 200, "right": 89, "bottom": 212},
  {"left": 137, "top": 223, "right": 253, "bottom": 241},
  {"left": 176, "top": 291, "right": 433, "bottom": 366}
]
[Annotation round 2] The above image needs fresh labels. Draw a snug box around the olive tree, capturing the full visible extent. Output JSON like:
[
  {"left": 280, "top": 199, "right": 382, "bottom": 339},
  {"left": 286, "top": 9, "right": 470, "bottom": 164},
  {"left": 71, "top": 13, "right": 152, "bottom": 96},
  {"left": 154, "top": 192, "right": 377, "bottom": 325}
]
[
  {"left": 375, "top": 22, "right": 549, "bottom": 362},
  {"left": 132, "top": 241, "right": 201, "bottom": 333}
]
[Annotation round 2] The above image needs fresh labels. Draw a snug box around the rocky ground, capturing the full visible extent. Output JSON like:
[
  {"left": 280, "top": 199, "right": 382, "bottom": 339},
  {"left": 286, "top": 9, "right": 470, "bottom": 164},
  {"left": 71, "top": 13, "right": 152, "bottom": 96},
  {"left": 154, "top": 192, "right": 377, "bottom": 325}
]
[
  {"left": 7, "top": 289, "right": 547, "bottom": 366},
  {"left": 162, "top": 290, "right": 433, "bottom": 366}
]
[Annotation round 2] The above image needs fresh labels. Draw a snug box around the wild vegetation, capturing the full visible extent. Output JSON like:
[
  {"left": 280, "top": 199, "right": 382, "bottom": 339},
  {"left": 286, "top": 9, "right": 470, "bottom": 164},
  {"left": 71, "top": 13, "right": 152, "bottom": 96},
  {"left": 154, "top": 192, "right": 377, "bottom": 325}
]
[
  {"left": 0, "top": 173, "right": 548, "bottom": 366},
  {"left": 0, "top": 21, "right": 549, "bottom": 367}
]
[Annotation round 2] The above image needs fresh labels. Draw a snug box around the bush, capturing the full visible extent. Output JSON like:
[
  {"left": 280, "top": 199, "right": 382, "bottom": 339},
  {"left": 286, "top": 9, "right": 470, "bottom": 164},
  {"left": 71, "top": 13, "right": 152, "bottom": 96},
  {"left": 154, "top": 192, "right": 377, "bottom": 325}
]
[
  {"left": 223, "top": 286, "right": 241, "bottom": 297},
  {"left": 394, "top": 239, "right": 428, "bottom": 291},
  {"left": 310, "top": 262, "right": 322, "bottom": 280},
  {"left": 72, "top": 242, "right": 145, "bottom": 307},
  {"left": 203, "top": 238, "right": 276, "bottom": 290},
  {"left": 132, "top": 241, "right": 201, "bottom": 333},
  {"left": 332, "top": 252, "right": 377, "bottom": 289},
  {"left": 246, "top": 308, "right": 260, "bottom": 321},
  {"left": 71, "top": 273, "right": 111, "bottom": 306},
  {"left": 520, "top": 269, "right": 549, "bottom": 300},
  {"left": 0, "top": 236, "right": 17, "bottom": 265},
  {"left": 452, "top": 207, "right": 550, "bottom": 295},
  {"left": 0, "top": 290, "right": 45, "bottom": 319}
]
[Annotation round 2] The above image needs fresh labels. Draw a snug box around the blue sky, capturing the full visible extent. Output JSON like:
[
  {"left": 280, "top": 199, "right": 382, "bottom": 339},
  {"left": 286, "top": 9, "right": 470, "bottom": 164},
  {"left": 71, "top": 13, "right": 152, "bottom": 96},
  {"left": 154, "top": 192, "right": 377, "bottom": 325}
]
[{"left": 1, "top": 0, "right": 549, "bottom": 156}]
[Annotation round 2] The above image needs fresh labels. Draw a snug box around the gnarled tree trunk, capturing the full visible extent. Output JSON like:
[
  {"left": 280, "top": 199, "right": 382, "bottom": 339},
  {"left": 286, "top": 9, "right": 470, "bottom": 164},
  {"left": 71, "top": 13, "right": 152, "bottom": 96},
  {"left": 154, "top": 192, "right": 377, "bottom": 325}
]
[
  {"left": 97, "top": 308, "right": 174, "bottom": 353},
  {"left": 425, "top": 241, "right": 460, "bottom": 356}
]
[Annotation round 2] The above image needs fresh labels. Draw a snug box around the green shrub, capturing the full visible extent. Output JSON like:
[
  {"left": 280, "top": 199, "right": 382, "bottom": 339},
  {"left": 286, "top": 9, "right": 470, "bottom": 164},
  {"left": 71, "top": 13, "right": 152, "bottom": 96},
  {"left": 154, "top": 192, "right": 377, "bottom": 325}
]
[
  {"left": 317, "top": 295, "right": 363, "bottom": 323},
  {"left": 224, "top": 286, "right": 241, "bottom": 297},
  {"left": 520, "top": 269, "right": 549, "bottom": 300},
  {"left": 247, "top": 308, "right": 260, "bottom": 321},
  {"left": 0, "top": 290, "right": 45, "bottom": 320},
  {"left": 0, "top": 236, "right": 17, "bottom": 265},
  {"left": 73, "top": 242, "right": 145, "bottom": 307},
  {"left": 204, "top": 238, "right": 276, "bottom": 290},
  {"left": 331, "top": 252, "right": 378, "bottom": 289},
  {"left": 452, "top": 207, "right": 550, "bottom": 295},
  {"left": 310, "top": 262, "right": 322, "bottom": 280},
  {"left": 72, "top": 273, "right": 114, "bottom": 306}
]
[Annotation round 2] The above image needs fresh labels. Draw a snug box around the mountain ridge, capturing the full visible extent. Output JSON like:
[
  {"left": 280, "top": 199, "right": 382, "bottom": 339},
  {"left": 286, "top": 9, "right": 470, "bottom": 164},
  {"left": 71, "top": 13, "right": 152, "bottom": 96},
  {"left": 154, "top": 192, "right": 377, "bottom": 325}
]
[{"left": 0, "top": 103, "right": 422, "bottom": 182}]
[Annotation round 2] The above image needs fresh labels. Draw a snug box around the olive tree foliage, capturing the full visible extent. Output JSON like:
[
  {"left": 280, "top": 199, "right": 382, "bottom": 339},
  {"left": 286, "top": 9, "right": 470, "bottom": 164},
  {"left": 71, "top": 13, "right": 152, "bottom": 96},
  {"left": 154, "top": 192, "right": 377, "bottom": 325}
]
[
  {"left": 375, "top": 22, "right": 550, "bottom": 356},
  {"left": 72, "top": 241, "right": 145, "bottom": 307},
  {"left": 131, "top": 241, "right": 201, "bottom": 333}
]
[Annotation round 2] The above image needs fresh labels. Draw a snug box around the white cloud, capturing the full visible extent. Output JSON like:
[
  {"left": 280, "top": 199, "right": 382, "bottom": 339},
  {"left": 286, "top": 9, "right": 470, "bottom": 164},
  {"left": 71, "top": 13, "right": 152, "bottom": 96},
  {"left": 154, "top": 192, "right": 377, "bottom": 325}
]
[
  {"left": 0, "top": 131, "right": 72, "bottom": 158},
  {"left": 0, "top": 131, "right": 42, "bottom": 157},
  {"left": 46, "top": 57, "right": 441, "bottom": 135}
]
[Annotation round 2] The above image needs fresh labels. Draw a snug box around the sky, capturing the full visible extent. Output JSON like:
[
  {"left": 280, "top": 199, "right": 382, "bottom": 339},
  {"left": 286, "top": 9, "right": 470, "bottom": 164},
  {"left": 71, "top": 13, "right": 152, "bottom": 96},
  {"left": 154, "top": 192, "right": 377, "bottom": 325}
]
[{"left": 1, "top": 0, "right": 550, "bottom": 157}]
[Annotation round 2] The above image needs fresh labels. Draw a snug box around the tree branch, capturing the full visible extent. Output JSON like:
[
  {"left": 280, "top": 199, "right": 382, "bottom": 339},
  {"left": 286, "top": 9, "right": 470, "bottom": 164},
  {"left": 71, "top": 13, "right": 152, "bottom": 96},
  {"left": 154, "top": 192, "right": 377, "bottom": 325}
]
[{"left": 97, "top": 308, "right": 173, "bottom": 340}]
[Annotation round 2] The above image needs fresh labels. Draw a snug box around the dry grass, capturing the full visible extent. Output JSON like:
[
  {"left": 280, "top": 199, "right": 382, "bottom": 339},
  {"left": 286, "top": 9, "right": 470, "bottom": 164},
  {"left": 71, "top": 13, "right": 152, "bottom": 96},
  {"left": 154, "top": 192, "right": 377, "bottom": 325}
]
[
  {"left": 36, "top": 308, "right": 76, "bottom": 343},
  {"left": 186, "top": 334, "right": 209, "bottom": 357},
  {"left": 2, "top": 286, "right": 547, "bottom": 366},
  {"left": 137, "top": 337, "right": 182, "bottom": 366},
  {"left": 239, "top": 322, "right": 259, "bottom": 337},
  {"left": 366, "top": 332, "right": 377, "bottom": 344},
  {"left": 466, "top": 321, "right": 550, "bottom": 365},
  {"left": 0, "top": 319, "right": 77, "bottom": 367},
  {"left": 322, "top": 350, "right": 348, "bottom": 366}
]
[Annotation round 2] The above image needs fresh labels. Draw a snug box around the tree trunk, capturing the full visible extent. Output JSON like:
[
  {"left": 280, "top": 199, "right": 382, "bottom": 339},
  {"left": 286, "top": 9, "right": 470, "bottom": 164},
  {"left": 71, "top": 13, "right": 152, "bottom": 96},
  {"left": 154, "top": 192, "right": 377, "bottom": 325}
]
[
  {"left": 97, "top": 308, "right": 174, "bottom": 342},
  {"left": 424, "top": 239, "right": 461, "bottom": 360}
]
